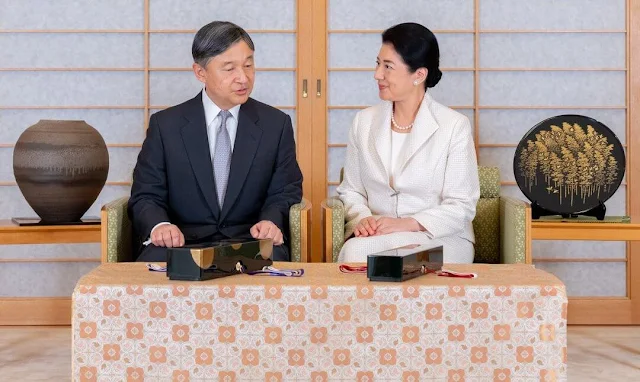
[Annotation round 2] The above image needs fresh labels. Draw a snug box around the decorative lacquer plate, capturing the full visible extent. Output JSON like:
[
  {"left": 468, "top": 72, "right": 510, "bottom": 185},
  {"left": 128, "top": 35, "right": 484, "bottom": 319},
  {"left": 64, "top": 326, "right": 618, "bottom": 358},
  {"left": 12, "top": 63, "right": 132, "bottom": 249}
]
[{"left": 513, "top": 114, "right": 625, "bottom": 219}]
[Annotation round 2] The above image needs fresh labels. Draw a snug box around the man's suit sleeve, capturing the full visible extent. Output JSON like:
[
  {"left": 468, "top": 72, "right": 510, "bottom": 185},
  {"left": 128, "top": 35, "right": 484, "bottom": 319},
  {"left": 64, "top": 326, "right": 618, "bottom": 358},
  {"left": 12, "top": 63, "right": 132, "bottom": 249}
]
[
  {"left": 128, "top": 113, "right": 171, "bottom": 238},
  {"left": 258, "top": 114, "right": 303, "bottom": 233}
]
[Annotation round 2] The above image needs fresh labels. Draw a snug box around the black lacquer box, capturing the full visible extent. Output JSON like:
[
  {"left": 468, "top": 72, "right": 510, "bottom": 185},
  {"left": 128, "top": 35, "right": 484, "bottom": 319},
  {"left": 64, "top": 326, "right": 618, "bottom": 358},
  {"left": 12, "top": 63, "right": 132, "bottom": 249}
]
[
  {"left": 166, "top": 239, "right": 273, "bottom": 281},
  {"left": 367, "top": 244, "right": 443, "bottom": 282}
]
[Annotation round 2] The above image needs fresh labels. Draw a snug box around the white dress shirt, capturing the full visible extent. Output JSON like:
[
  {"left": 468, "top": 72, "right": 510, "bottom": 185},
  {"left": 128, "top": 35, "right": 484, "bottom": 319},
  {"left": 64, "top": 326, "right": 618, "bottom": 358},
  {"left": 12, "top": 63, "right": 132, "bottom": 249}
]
[{"left": 143, "top": 88, "right": 241, "bottom": 244}]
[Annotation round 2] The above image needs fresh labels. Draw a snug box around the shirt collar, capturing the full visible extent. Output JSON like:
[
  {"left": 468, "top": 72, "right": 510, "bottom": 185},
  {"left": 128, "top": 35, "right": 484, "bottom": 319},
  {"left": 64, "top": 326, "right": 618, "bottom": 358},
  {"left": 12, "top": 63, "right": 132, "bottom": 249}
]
[{"left": 202, "top": 87, "right": 241, "bottom": 127}]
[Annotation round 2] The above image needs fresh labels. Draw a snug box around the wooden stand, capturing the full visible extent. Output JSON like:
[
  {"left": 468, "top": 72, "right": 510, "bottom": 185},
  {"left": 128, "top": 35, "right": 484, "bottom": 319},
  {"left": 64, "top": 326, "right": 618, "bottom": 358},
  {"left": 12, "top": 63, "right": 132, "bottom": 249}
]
[
  {"left": 0, "top": 219, "right": 101, "bottom": 325},
  {"left": 532, "top": 221, "right": 640, "bottom": 241},
  {"left": 0, "top": 219, "right": 101, "bottom": 245},
  {"left": 531, "top": 219, "right": 640, "bottom": 325}
]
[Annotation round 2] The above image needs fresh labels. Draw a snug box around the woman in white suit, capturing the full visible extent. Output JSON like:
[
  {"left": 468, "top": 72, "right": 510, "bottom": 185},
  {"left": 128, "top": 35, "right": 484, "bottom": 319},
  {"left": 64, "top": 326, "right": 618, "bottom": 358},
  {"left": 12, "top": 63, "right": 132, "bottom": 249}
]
[{"left": 337, "top": 23, "right": 480, "bottom": 263}]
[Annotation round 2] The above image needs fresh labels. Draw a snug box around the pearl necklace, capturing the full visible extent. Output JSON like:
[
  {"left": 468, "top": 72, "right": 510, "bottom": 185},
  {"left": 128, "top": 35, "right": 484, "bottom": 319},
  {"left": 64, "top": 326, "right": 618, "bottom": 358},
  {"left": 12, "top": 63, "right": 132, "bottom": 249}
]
[{"left": 391, "top": 111, "right": 413, "bottom": 130}]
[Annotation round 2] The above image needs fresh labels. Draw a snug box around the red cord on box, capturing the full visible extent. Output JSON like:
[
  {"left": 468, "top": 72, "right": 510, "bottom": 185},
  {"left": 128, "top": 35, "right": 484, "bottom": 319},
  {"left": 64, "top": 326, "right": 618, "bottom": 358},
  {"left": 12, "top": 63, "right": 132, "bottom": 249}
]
[
  {"left": 339, "top": 264, "right": 367, "bottom": 273},
  {"left": 437, "top": 269, "right": 477, "bottom": 278}
]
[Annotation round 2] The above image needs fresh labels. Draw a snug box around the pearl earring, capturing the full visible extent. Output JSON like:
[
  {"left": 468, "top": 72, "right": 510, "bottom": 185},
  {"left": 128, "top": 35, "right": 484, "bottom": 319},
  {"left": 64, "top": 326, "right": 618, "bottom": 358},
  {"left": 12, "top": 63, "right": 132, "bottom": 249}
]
[{"left": 413, "top": 80, "right": 419, "bottom": 86}]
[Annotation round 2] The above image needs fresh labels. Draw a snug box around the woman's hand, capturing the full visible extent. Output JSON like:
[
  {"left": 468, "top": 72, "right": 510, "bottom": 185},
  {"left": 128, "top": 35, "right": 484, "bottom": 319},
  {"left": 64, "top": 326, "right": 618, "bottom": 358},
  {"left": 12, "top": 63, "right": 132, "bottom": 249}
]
[
  {"left": 374, "top": 217, "right": 421, "bottom": 235},
  {"left": 354, "top": 216, "right": 379, "bottom": 237}
]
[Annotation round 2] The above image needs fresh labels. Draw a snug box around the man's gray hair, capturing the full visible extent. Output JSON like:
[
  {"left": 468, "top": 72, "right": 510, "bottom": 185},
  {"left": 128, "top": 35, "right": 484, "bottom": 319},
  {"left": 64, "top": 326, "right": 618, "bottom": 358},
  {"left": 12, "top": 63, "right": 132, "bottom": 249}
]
[{"left": 192, "top": 21, "right": 254, "bottom": 68}]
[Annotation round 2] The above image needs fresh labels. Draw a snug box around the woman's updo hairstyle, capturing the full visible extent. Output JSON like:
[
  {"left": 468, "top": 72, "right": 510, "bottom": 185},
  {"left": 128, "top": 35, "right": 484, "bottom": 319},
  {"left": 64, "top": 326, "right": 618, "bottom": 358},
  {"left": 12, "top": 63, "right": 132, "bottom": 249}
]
[{"left": 381, "top": 22, "right": 442, "bottom": 88}]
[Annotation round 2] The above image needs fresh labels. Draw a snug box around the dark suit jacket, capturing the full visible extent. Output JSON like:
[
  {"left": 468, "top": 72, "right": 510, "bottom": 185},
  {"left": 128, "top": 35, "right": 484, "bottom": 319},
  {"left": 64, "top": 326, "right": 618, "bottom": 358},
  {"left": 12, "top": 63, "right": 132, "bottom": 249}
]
[{"left": 128, "top": 92, "right": 303, "bottom": 255}]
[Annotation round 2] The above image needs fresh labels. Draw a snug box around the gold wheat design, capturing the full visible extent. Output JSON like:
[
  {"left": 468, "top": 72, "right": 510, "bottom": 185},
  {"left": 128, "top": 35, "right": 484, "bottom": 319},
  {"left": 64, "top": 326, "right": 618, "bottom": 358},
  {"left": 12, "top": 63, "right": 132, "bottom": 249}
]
[{"left": 517, "top": 122, "right": 618, "bottom": 206}]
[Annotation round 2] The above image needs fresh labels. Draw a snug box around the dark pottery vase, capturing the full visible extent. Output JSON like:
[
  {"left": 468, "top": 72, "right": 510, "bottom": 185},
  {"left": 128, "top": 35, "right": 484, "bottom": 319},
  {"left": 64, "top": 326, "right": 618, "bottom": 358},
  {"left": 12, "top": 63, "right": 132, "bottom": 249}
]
[{"left": 12, "top": 120, "right": 109, "bottom": 223}]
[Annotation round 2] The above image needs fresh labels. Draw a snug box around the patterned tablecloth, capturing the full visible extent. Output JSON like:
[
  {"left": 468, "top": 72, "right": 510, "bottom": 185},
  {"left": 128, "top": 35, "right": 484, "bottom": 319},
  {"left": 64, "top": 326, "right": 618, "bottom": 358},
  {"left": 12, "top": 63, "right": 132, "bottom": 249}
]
[{"left": 72, "top": 263, "right": 567, "bottom": 381}]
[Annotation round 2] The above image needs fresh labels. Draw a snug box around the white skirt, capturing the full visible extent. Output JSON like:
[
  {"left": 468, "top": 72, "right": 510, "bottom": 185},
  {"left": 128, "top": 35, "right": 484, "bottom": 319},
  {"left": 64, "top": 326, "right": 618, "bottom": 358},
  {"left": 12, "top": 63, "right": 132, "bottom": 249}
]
[{"left": 337, "top": 232, "right": 474, "bottom": 264}]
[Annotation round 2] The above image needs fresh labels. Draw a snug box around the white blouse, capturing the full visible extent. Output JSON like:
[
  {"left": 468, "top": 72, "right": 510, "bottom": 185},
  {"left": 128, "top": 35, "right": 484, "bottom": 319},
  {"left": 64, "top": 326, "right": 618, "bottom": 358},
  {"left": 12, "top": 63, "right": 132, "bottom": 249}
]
[{"left": 389, "top": 130, "right": 410, "bottom": 188}]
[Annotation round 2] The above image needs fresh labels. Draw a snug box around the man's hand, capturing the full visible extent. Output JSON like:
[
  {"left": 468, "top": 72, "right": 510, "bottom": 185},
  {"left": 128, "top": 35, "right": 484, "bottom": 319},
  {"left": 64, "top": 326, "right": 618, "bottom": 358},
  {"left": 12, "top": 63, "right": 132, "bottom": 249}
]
[
  {"left": 151, "top": 224, "right": 185, "bottom": 247},
  {"left": 354, "top": 216, "right": 379, "bottom": 237},
  {"left": 250, "top": 220, "right": 284, "bottom": 245},
  {"left": 374, "top": 217, "right": 421, "bottom": 236}
]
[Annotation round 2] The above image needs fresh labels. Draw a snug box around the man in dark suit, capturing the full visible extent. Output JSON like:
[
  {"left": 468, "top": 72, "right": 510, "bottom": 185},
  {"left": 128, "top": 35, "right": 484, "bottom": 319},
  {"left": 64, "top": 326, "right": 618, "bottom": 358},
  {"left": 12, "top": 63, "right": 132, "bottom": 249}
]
[{"left": 128, "top": 21, "right": 303, "bottom": 262}]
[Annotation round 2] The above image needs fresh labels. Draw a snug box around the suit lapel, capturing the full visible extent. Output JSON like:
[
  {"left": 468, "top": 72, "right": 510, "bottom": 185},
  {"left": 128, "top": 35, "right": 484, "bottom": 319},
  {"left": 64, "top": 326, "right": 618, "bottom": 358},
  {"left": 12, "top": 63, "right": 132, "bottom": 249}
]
[
  {"left": 180, "top": 92, "right": 220, "bottom": 220},
  {"left": 397, "top": 92, "right": 440, "bottom": 173},
  {"left": 371, "top": 101, "right": 393, "bottom": 182},
  {"left": 220, "top": 99, "right": 261, "bottom": 221}
]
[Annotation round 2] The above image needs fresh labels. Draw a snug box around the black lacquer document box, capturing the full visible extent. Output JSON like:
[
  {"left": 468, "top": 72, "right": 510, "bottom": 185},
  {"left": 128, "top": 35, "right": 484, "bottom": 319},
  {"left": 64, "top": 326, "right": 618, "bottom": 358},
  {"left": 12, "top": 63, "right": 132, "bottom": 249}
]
[
  {"left": 167, "top": 239, "right": 273, "bottom": 281},
  {"left": 367, "top": 244, "right": 443, "bottom": 282}
]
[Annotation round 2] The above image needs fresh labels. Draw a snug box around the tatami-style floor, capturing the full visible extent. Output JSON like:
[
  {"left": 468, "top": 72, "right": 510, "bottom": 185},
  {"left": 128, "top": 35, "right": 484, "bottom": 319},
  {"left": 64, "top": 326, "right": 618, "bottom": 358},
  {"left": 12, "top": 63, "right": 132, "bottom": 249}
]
[{"left": 1, "top": 326, "right": 638, "bottom": 381}]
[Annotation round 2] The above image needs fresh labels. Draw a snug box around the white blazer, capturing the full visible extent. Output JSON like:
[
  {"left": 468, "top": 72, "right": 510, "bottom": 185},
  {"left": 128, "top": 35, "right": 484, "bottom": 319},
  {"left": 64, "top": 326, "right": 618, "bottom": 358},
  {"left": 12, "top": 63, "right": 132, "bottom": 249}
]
[{"left": 336, "top": 92, "right": 480, "bottom": 242}]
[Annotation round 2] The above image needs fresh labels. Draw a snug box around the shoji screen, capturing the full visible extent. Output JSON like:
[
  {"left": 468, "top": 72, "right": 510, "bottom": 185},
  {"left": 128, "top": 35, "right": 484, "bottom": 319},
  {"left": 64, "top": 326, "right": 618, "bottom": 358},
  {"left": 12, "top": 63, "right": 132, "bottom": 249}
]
[
  {"left": 0, "top": 0, "right": 145, "bottom": 297},
  {"left": 148, "top": 0, "right": 297, "bottom": 138},
  {"left": 325, "top": 0, "right": 630, "bottom": 297},
  {"left": 326, "top": 0, "right": 475, "bottom": 196},
  {"left": 478, "top": 0, "right": 628, "bottom": 297},
  {"left": 0, "top": 0, "right": 297, "bottom": 298}
]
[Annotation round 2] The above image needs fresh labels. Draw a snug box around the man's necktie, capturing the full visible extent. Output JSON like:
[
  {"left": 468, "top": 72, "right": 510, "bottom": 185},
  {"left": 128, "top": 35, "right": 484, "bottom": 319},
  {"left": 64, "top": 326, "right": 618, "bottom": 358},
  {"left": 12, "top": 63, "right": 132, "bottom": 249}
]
[{"left": 213, "top": 110, "right": 232, "bottom": 208}]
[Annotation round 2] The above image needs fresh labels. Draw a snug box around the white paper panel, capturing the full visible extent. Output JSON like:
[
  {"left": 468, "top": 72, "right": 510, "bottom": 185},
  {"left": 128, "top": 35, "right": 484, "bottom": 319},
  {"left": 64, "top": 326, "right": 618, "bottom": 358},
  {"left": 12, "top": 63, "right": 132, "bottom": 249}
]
[
  {"left": 479, "top": 109, "right": 626, "bottom": 145},
  {"left": 0, "top": 183, "right": 41, "bottom": 219},
  {"left": 281, "top": 109, "right": 297, "bottom": 141},
  {"left": 328, "top": 147, "right": 347, "bottom": 183},
  {"left": 479, "top": 146, "right": 627, "bottom": 186},
  {"left": 149, "top": 0, "right": 295, "bottom": 30},
  {"left": 533, "top": 262, "right": 626, "bottom": 297},
  {"left": 0, "top": 243, "right": 101, "bottom": 260},
  {"left": 329, "top": 33, "right": 474, "bottom": 69},
  {"left": 0, "top": 72, "right": 144, "bottom": 106},
  {"left": 329, "top": 0, "right": 473, "bottom": 30},
  {"left": 328, "top": 185, "right": 338, "bottom": 197},
  {"left": 0, "top": 185, "right": 131, "bottom": 220},
  {"left": 480, "top": 0, "right": 625, "bottom": 30},
  {"left": 480, "top": 33, "right": 625, "bottom": 69},
  {"left": 0, "top": 0, "right": 144, "bottom": 30},
  {"left": 499, "top": 184, "right": 627, "bottom": 217},
  {"left": 428, "top": 71, "right": 474, "bottom": 106},
  {"left": 328, "top": 108, "right": 474, "bottom": 144},
  {"left": 328, "top": 110, "right": 358, "bottom": 144},
  {"left": 479, "top": 147, "right": 516, "bottom": 183},
  {"left": 479, "top": 71, "right": 625, "bottom": 107},
  {"left": 498, "top": 184, "right": 527, "bottom": 202},
  {"left": 150, "top": 33, "right": 296, "bottom": 68},
  {"left": 329, "top": 71, "right": 473, "bottom": 106},
  {"left": 107, "top": 147, "right": 140, "bottom": 182},
  {"left": 458, "top": 109, "right": 475, "bottom": 132},
  {"left": 0, "top": 109, "right": 145, "bottom": 145},
  {"left": 533, "top": 241, "right": 626, "bottom": 260},
  {"left": 149, "top": 71, "right": 295, "bottom": 107},
  {"left": 0, "top": 34, "right": 143, "bottom": 68},
  {"left": 86, "top": 185, "right": 132, "bottom": 218},
  {"left": 327, "top": 71, "right": 380, "bottom": 106},
  {"left": 0, "top": 262, "right": 100, "bottom": 297},
  {"left": 0, "top": 148, "right": 14, "bottom": 182}
]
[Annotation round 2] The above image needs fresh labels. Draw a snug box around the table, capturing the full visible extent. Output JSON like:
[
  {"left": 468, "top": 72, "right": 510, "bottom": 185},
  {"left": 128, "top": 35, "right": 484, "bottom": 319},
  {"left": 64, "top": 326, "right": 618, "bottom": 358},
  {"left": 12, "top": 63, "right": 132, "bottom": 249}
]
[{"left": 72, "top": 262, "right": 567, "bottom": 381}]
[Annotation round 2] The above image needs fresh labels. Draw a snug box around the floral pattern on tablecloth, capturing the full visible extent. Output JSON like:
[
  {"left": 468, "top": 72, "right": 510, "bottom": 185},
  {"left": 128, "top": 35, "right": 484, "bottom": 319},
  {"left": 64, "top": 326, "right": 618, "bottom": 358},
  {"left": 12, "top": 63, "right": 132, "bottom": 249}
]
[{"left": 72, "top": 283, "right": 567, "bottom": 381}]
